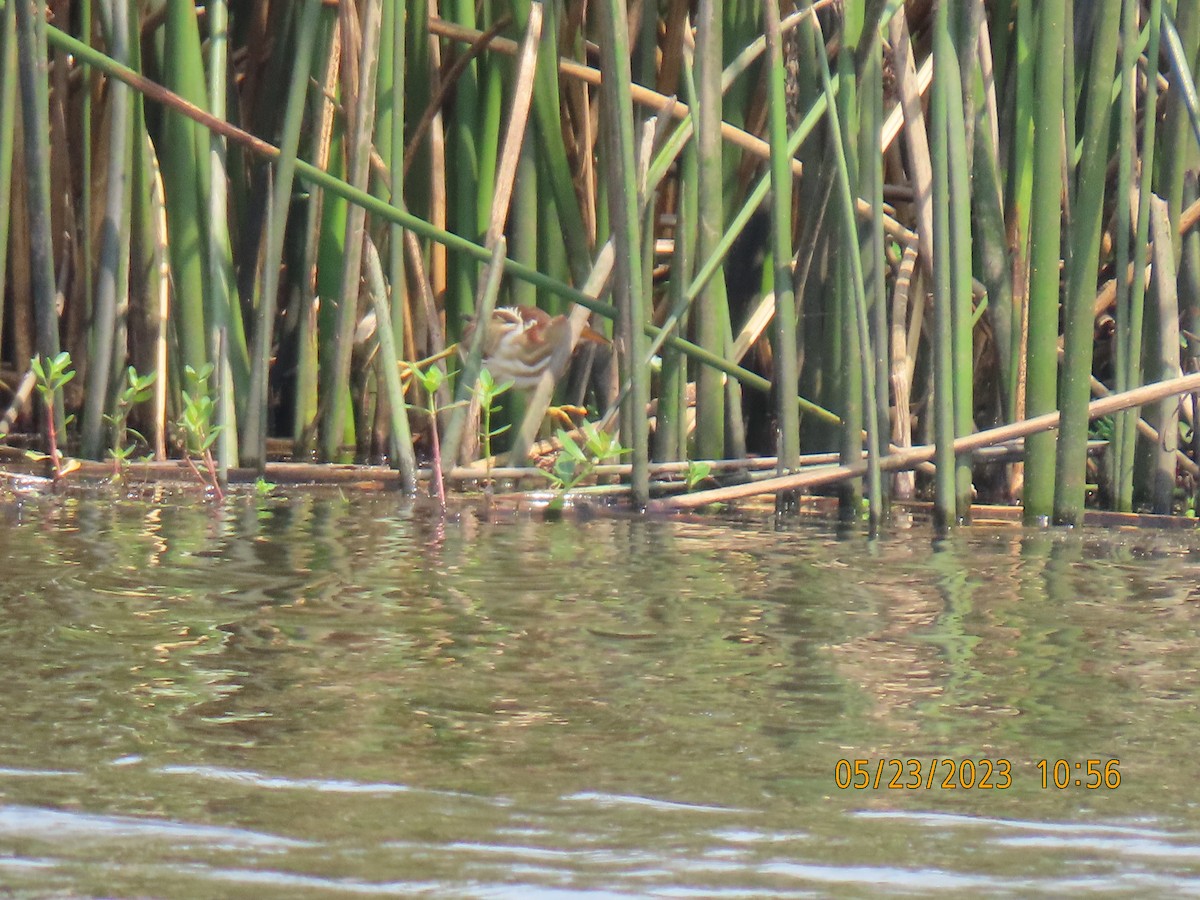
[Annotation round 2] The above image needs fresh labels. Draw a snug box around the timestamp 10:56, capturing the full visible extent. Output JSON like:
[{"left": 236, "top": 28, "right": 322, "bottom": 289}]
[{"left": 1037, "top": 759, "right": 1121, "bottom": 789}]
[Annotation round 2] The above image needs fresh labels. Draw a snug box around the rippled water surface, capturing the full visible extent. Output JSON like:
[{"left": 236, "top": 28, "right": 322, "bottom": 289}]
[{"left": 2, "top": 490, "right": 1200, "bottom": 897}]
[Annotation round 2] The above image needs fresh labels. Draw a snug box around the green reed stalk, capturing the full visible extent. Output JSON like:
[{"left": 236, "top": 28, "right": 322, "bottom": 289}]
[
  {"left": 1023, "top": 0, "right": 1066, "bottom": 524},
  {"left": 810, "top": 9, "right": 880, "bottom": 523},
  {"left": 290, "top": 13, "right": 337, "bottom": 453},
  {"left": 445, "top": 0, "right": 480, "bottom": 327},
  {"left": 971, "top": 86, "right": 1015, "bottom": 420},
  {"left": 1182, "top": 173, "right": 1200, "bottom": 500},
  {"left": 244, "top": 0, "right": 322, "bottom": 468},
  {"left": 510, "top": 0, "right": 589, "bottom": 287},
  {"left": 694, "top": 0, "right": 727, "bottom": 460},
  {"left": 161, "top": 3, "right": 212, "bottom": 380},
  {"left": 0, "top": 0, "right": 17, "bottom": 359},
  {"left": 364, "top": 236, "right": 417, "bottom": 491},
  {"left": 509, "top": 147, "right": 538, "bottom": 310},
  {"left": 654, "top": 139, "right": 696, "bottom": 463},
  {"left": 1150, "top": 8, "right": 1200, "bottom": 516},
  {"left": 402, "top": 0, "right": 430, "bottom": 218},
  {"left": 80, "top": 0, "right": 93, "bottom": 329},
  {"left": 320, "top": 0, "right": 383, "bottom": 462},
  {"left": 475, "top": 2, "right": 503, "bottom": 247},
  {"left": 715, "top": 0, "right": 754, "bottom": 464},
  {"left": 1053, "top": 0, "right": 1120, "bottom": 525},
  {"left": 205, "top": 0, "right": 241, "bottom": 474},
  {"left": 945, "top": 22, "right": 975, "bottom": 519},
  {"left": 1061, "top": 2, "right": 1077, "bottom": 211},
  {"left": 861, "top": 18, "right": 889, "bottom": 510},
  {"left": 1116, "top": 0, "right": 1161, "bottom": 512},
  {"left": 929, "top": 1, "right": 957, "bottom": 526},
  {"left": 1110, "top": 0, "right": 1140, "bottom": 505},
  {"left": 764, "top": 0, "right": 798, "bottom": 473},
  {"left": 14, "top": 0, "right": 61, "bottom": 370},
  {"left": 720, "top": 0, "right": 758, "bottom": 190},
  {"left": 834, "top": 12, "right": 863, "bottom": 518},
  {"left": 312, "top": 49, "right": 354, "bottom": 461},
  {"left": 1158, "top": 5, "right": 1200, "bottom": 222},
  {"left": 1148, "top": 196, "right": 1181, "bottom": 514},
  {"left": 1132, "top": 0, "right": 1194, "bottom": 509},
  {"left": 81, "top": 0, "right": 133, "bottom": 459},
  {"left": 597, "top": 0, "right": 650, "bottom": 506},
  {"left": 1007, "top": 0, "right": 1037, "bottom": 414},
  {"left": 141, "top": 124, "right": 168, "bottom": 459},
  {"left": 109, "top": 3, "right": 144, "bottom": 420},
  {"left": 955, "top": 2, "right": 983, "bottom": 168},
  {"left": 537, "top": 156, "right": 571, "bottom": 315},
  {"left": 378, "top": 0, "right": 416, "bottom": 487}
]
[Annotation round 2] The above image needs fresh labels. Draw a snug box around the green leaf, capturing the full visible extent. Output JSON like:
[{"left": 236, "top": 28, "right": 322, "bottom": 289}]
[
  {"left": 558, "top": 431, "right": 587, "bottom": 462},
  {"left": 685, "top": 460, "right": 711, "bottom": 490}
]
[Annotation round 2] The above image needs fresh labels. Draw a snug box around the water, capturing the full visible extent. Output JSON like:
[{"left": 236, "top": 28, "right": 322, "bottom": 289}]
[{"left": 1, "top": 489, "right": 1199, "bottom": 896}]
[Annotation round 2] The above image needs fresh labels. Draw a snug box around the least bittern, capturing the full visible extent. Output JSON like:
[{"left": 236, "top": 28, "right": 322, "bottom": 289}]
[
  {"left": 460, "top": 306, "right": 606, "bottom": 424},
  {"left": 461, "top": 306, "right": 570, "bottom": 390}
]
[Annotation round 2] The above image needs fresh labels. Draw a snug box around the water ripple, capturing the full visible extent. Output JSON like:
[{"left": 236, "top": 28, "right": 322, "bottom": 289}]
[
  {"left": 160, "top": 764, "right": 416, "bottom": 795},
  {"left": 564, "top": 792, "right": 747, "bottom": 815},
  {"left": 0, "top": 804, "right": 313, "bottom": 849}
]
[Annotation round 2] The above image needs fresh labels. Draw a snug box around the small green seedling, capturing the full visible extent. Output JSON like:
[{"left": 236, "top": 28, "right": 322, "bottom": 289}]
[
  {"left": 177, "top": 363, "right": 225, "bottom": 500},
  {"left": 28, "top": 352, "right": 76, "bottom": 481},
  {"left": 684, "top": 460, "right": 712, "bottom": 491},
  {"left": 104, "top": 366, "right": 156, "bottom": 474},
  {"left": 409, "top": 362, "right": 463, "bottom": 510},
  {"left": 545, "top": 422, "right": 631, "bottom": 510},
  {"left": 471, "top": 368, "right": 513, "bottom": 486}
]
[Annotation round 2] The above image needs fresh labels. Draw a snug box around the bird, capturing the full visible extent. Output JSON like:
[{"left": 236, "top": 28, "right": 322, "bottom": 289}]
[{"left": 461, "top": 306, "right": 605, "bottom": 391}]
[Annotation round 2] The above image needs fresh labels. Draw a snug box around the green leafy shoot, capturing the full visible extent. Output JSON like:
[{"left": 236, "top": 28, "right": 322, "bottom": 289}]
[
  {"left": 472, "top": 368, "right": 513, "bottom": 486},
  {"left": 684, "top": 460, "right": 712, "bottom": 491},
  {"left": 544, "top": 422, "right": 631, "bottom": 509},
  {"left": 411, "top": 362, "right": 445, "bottom": 398},
  {"left": 104, "top": 366, "right": 157, "bottom": 471},
  {"left": 28, "top": 352, "right": 75, "bottom": 480},
  {"left": 408, "top": 361, "right": 458, "bottom": 510},
  {"left": 176, "top": 363, "right": 225, "bottom": 499},
  {"left": 31, "top": 351, "right": 75, "bottom": 397}
]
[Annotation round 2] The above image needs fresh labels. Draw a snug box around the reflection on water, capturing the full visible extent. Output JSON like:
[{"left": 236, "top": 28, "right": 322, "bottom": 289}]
[{"left": 0, "top": 489, "right": 1199, "bottom": 896}]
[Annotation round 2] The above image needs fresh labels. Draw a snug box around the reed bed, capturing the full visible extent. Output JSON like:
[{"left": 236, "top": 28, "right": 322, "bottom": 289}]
[{"left": 2, "top": 0, "right": 1200, "bottom": 525}]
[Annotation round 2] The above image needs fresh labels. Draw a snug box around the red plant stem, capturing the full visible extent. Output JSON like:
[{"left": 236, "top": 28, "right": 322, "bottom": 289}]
[
  {"left": 46, "top": 401, "right": 63, "bottom": 481},
  {"left": 182, "top": 453, "right": 206, "bottom": 488},
  {"left": 428, "top": 406, "right": 446, "bottom": 509},
  {"left": 202, "top": 449, "right": 225, "bottom": 502}
]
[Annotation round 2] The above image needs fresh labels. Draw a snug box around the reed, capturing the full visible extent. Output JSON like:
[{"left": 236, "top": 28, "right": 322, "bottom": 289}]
[
  {"left": 1054, "top": 0, "right": 1120, "bottom": 525},
  {"left": 1, "top": 0, "right": 1199, "bottom": 523},
  {"left": 1023, "top": 0, "right": 1067, "bottom": 524},
  {"left": 0, "top": 2, "right": 17, "bottom": 362},
  {"left": 13, "top": 0, "right": 61, "bottom": 431}
]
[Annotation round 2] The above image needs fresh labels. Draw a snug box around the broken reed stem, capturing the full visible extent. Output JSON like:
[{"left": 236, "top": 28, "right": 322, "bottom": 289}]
[{"left": 648, "top": 371, "right": 1200, "bottom": 512}]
